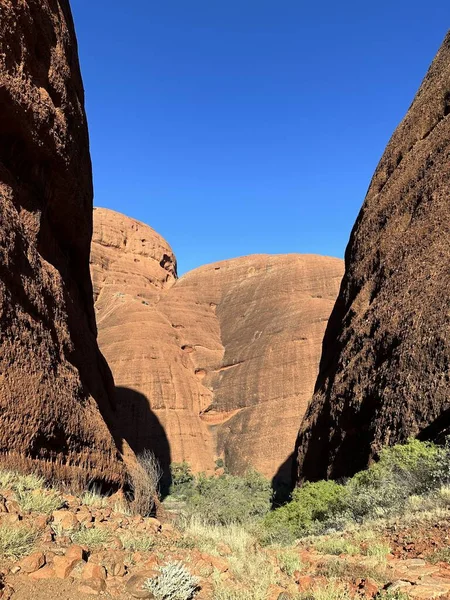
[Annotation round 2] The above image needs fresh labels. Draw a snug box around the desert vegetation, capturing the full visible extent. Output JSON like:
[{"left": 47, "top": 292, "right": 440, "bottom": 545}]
[
  {"left": 0, "top": 440, "right": 448, "bottom": 598},
  {"left": 165, "top": 440, "right": 450, "bottom": 545}
]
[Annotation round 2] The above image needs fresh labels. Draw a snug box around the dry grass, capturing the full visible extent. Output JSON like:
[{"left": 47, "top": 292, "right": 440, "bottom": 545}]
[
  {"left": 0, "top": 524, "right": 37, "bottom": 559},
  {"left": 16, "top": 489, "right": 63, "bottom": 514},
  {"left": 129, "top": 450, "right": 162, "bottom": 517},
  {"left": 312, "top": 537, "right": 359, "bottom": 556},
  {"left": 298, "top": 581, "right": 355, "bottom": 600},
  {"left": 81, "top": 489, "right": 108, "bottom": 508},
  {"left": 315, "top": 557, "right": 389, "bottom": 585},
  {"left": 277, "top": 549, "right": 304, "bottom": 576},
  {"left": 178, "top": 516, "right": 256, "bottom": 557},
  {"left": 71, "top": 527, "right": 111, "bottom": 548},
  {"left": 119, "top": 532, "right": 155, "bottom": 552}
]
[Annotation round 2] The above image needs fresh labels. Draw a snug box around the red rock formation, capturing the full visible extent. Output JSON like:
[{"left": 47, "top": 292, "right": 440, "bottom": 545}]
[
  {"left": 0, "top": 0, "right": 128, "bottom": 487},
  {"left": 295, "top": 32, "right": 450, "bottom": 483},
  {"left": 91, "top": 208, "right": 344, "bottom": 488}
]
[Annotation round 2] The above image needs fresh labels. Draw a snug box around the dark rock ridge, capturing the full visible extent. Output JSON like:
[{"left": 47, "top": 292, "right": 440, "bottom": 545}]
[
  {"left": 0, "top": 0, "right": 130, "bottom": 486},
  {"left": 295, "top": 31, "right": 450, "bottom": 483}
]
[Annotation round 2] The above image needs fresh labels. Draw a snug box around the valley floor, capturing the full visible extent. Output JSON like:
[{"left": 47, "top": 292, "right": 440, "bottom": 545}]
[{"left": 0, "top": 474, "right": 450, "bottom": 599}]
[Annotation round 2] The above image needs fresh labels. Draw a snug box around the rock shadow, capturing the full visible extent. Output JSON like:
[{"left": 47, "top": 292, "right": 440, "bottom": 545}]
[
  {"left": 271, "top": 452, "right": 295, "bottom": 507},
  {"left": 115, "top": 387, "right": 172, "bottom": 499},
  {"left": 417, "top": 407, "right": 450, "bottom": 444}
]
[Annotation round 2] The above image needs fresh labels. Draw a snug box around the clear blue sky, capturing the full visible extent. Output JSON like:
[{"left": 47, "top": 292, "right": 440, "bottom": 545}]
[{"left": 71, "top": 1, "right": 448, "bottom": 275}]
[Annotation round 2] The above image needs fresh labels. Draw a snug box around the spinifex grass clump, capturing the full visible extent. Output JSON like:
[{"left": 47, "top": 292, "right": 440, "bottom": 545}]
[
  {"left": 0, "top": 524, "right": 37, "bottom": 559},
  {"left": 71, "top": 526, "right": 112, "bottom": 548},
  {"left": 16, "top": 488, "right": 63, "bottom": 514}
]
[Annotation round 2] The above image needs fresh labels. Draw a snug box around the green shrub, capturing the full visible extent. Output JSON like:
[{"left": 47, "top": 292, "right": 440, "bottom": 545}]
[
  {"left": 170, "top": 462, "right": 195, "bottom": 497},
  {"left": 346, "top": 439, "right": 448, "bottom": 520},
  {"left": 187, "top": 470, "right": 272, "bottom": 526},
  {"left": 144, "top": 561, "right": 199, "bottom": 600},
  {"left": 262, "top": 480, "right": 348, "bottom": 543},
  {"left": 262, "top": 439, "right": 450, "bottom": 545}
]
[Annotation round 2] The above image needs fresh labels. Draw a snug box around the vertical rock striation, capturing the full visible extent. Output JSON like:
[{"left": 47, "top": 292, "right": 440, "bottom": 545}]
[
  {"left": 91, "top": 208, "right": 344, "bottom": 489},
  {"left": 0, "top": 0, "right": 127, "bottom": 486},
  {"left": 295, "top": 32, "right": 450, "bottom": 483}
]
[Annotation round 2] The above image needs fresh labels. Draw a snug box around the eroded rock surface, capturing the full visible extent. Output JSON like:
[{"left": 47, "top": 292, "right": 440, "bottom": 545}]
[
  {"left": 0, "top": 0, "right": 127, "bottom": 486},
  {"left": 91, "top": 208, "right": 343, "bottom": 487},
  {"left": 295, "top": 32, "right": 450, "bottom": 483}
]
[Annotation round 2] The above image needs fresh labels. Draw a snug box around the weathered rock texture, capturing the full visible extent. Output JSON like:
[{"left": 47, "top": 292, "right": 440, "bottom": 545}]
[
  {"left": 0, "top": 0, "right": 128, "bottom": 486},
  {"left": 91, "top": 208, "right": 343, "bottom": 487},
  {"left": 295, "top": 32, "right": 450, "bottom": 483}
]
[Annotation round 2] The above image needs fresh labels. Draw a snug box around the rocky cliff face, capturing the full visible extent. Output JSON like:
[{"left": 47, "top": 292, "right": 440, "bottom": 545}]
[
  {"left": 0, "top": 0, "right": 128, "bottom": 487},
  {"left": 91, "top": 208, "right": 343, "bottom": 488},
  {"left": 295, "top": 32, "right": 450, "bottom": 483}
]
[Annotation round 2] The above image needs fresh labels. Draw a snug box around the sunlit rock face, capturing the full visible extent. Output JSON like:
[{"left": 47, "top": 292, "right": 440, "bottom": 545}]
[
  {"left": 92, "top": 208, "right": 343, "bottom": 489},
  {"left": 0, "top": 0, "right": 129, "bottom": 487}
]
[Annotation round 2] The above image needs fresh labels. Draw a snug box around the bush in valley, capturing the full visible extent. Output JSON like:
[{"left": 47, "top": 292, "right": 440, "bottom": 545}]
[
  {"left": 345, "top": 438, "right": 449, "bottom": 521},
  {"left": 186, "top": 469, "right": 272, "bottom": 525},
  {"left": 261, "top": 439, "right": 450, "bottom": 544},
  {"left": 169, "top": 462, "right": 195, "bottom": 497},
  {"left": 168, "top": 466, "right": 272, "bottom": 526},
  {"left": 261, "top": 480, "right": 349, "bottom": 543}
]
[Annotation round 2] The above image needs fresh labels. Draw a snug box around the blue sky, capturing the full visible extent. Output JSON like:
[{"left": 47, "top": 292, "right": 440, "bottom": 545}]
[{"left": 71, "top": 1, "right": 449, "bottom": 275}]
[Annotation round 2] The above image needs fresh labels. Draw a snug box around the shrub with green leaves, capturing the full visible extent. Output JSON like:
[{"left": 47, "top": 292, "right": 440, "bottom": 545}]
[
  {"left": 187, "top": 469, "right": 272, "bottom": 526},
  {"left": 170, "top": 462, "right": 195, "bottom": 497},
  {"left": 346, "top": 439, "right": 448, "bottom": 520},
  {"left": 144, "top": 561, "right": 199, "bottom": 600},
  {"left": 262, "top": 480, "right": 348, "bottom": 543},
  {"left": 261, "top": 439, "right": 450, "bottom": 544}
]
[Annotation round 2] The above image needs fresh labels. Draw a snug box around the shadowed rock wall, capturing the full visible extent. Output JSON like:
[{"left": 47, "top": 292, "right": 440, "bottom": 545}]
[
  {"left": 0, "top": 0, "right": 129, "bottom": 487},
  {"left": 295, "top": 32, "right": 450, "bottom": 483}
]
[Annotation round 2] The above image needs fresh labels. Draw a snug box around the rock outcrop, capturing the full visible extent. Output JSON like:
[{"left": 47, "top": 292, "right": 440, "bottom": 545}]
[
  {"left": 0, "top": 0, "right": 128, "bottom": 486},
  {"left": 295, "top": 32, "right": 450, "bottom": 483},
  {"left": 91, "top": 208, "right": 344, "bottom": 488}
]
